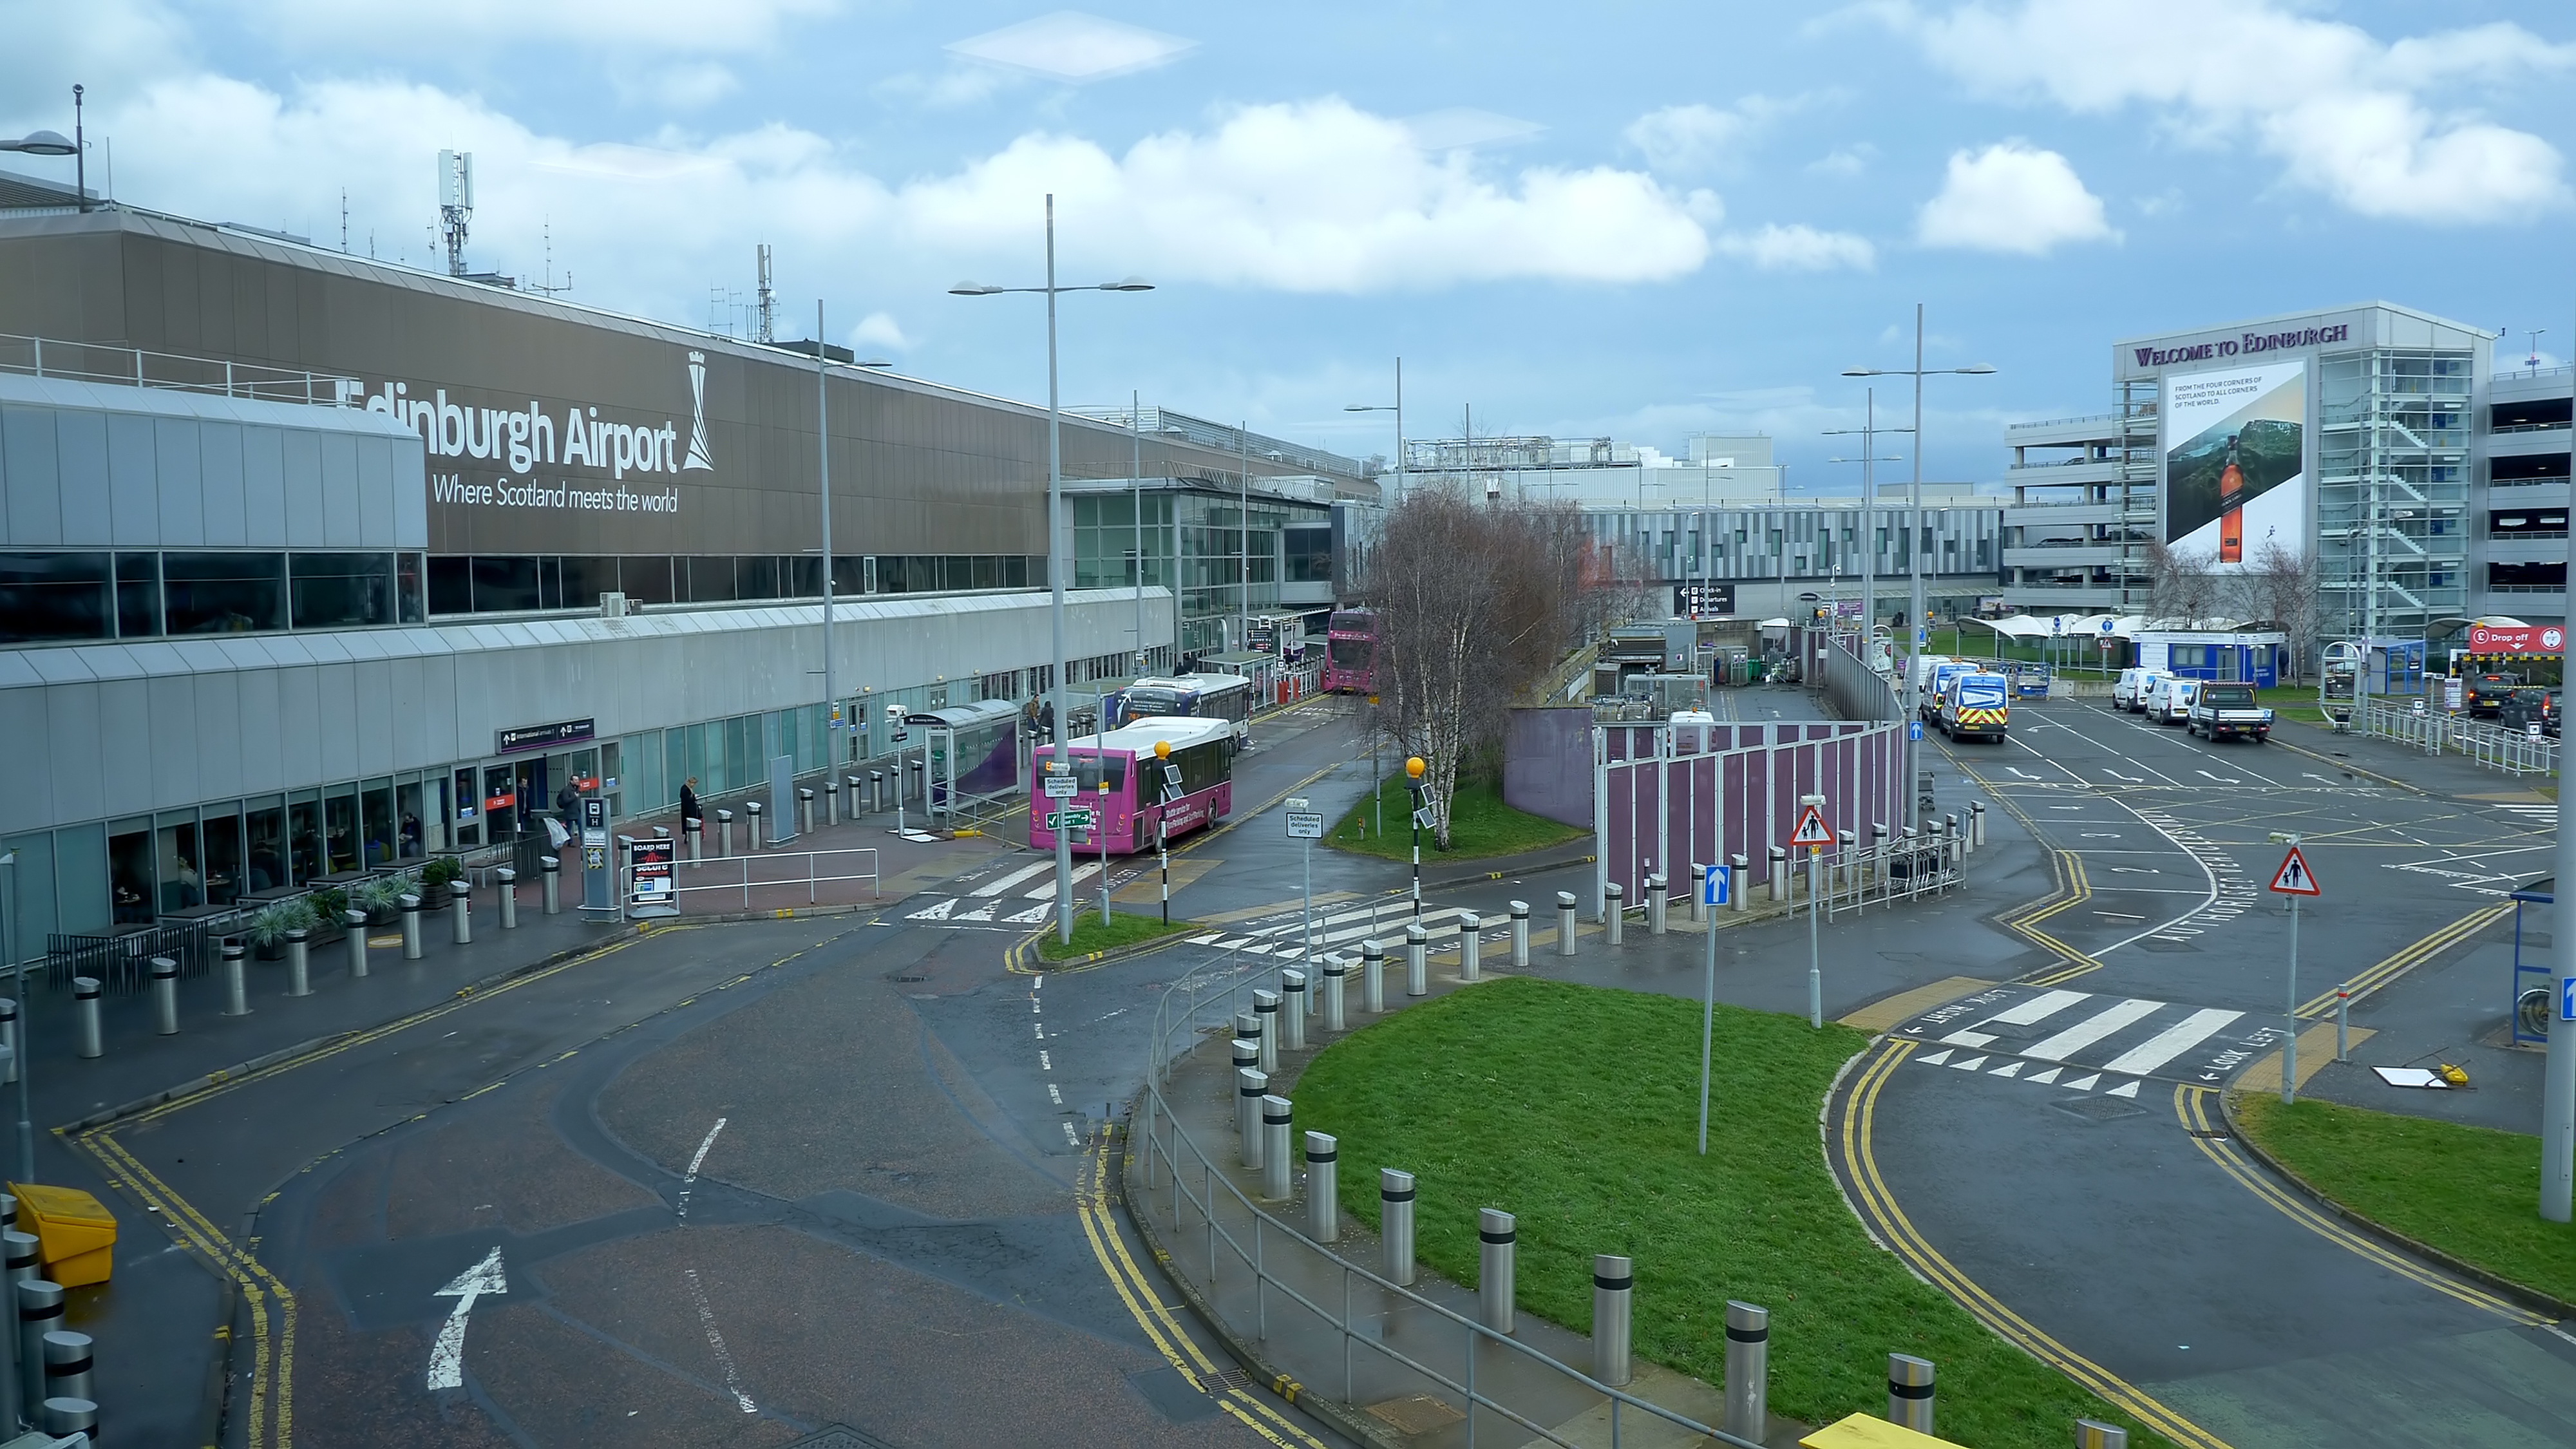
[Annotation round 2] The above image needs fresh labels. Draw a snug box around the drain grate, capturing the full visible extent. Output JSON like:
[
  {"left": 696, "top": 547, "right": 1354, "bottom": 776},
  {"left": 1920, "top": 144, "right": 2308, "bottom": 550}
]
[
  {"left": 1200, "top": 1366, "right": 1255, "bottom": 1392},
  {"left": 780, "top": 1426, "right": 899, "bottom": 1449}
]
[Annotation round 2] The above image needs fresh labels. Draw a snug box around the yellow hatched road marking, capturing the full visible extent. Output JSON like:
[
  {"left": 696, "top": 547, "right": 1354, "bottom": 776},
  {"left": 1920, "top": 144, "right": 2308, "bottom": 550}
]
[
  {"left": 1839, "top": 1039, "right": 2229, "bottom": 1449},
  {"left": 2174, "top": 1088, "right": 2542, "bottom": 1324}
]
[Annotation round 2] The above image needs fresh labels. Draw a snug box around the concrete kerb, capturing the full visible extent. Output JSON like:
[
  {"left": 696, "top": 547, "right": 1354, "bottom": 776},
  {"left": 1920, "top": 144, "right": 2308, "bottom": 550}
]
[{"left": 2213, "top": 1087, "right": 2576, "bottom": 1322}]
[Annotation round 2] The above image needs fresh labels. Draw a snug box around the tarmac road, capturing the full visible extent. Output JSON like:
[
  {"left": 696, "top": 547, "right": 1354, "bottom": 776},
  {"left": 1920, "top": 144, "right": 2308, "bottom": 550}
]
[{"left": 1839, "top": 696, "right": 2576, "bottom": 1448}]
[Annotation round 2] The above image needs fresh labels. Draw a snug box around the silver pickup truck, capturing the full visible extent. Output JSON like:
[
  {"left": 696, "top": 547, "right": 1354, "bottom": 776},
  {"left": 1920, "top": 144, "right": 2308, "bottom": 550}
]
[{"left": 2185, "top": 681, "right": 2273, "bottom": 743}]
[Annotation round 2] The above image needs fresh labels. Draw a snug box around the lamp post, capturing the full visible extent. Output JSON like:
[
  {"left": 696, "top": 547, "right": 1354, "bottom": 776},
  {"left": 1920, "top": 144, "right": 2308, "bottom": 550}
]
[
  {"left": 951, "top": 196, "right": 1154, "bottom": 943},
  {"left": 1842, "top": 305, "right": 1996, "bottom": 813},
  {"left": 1405, "top": 755, "right": 1426, "bottom": 920},
  {"left": 1, "top": 849, "right": 26, "bottom": 1180},
  {"left": 1345, "top": 356, "right": 1404, "bottom": 500},
  {"left": 812, "top": 303, "right": 895, "bottom": 775},
  {"left": 1, "top": 85, "right": 81, "bottom": 217},
  {"left": 1823, "top": 388, "right": 1912, "bottom": 645}
]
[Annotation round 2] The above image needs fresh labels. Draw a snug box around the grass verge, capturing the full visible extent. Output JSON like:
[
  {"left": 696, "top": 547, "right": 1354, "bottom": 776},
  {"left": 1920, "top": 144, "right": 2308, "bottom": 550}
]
[
  {"left": 2255, "top": 685, "right": 2331, "bottom": 724},
  {"left": 1033, "top": 907, "right": 1198, "bottom": 961},
  {"left": 1327, "top": 773, "right": 1587, "bottom": 862},
  {"left": 2233, "top": 1093, "right": 2576, "bottom": 1305},
  {"left": 1294, "top": 978, "right": 2168, "bottom": 1448}
]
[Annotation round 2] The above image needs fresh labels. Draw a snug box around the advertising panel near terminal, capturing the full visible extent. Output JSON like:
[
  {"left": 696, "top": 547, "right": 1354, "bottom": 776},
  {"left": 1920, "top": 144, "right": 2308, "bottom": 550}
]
[
  {"left": 629, "top": 837, "right": 677, "bottom": 914},
  {"left": 2161, "top": 359, "right": 2307, "bottom": 574}
]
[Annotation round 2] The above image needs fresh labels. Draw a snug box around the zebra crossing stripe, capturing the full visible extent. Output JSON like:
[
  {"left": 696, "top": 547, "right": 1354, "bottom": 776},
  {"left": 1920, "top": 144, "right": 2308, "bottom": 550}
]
[
  {"left": 971, "top": 859, "right": 1056, "bottom": 897},
  {"left": 2024, "top": 999, "right": 2162, "bottom": 1061},
  {"left": 2097, "top": 1009, "right": 2242, "bottom": 1078}
]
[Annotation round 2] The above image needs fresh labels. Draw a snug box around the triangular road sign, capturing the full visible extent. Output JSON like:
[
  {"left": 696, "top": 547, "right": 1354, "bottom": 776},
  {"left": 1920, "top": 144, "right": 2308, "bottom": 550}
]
[
  {"left": 2269, "top": 845, "right": 2320, "bottom": 896},
  {"left": 1790, "top": 804, "right": 1834, "bottom": 848}
]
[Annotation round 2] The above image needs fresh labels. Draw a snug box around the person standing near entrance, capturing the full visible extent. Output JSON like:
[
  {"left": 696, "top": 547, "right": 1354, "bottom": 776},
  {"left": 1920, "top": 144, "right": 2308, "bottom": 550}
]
[
  {"left": 556, "top": 779, "right": 580, "bottom": 829},
  {"left": 680, "top": 777, "right": 703, "bottom": 830}
]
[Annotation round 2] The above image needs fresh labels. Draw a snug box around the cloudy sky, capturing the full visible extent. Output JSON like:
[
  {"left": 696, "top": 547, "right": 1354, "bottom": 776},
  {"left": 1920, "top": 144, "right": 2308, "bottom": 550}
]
[{"left": 7, "top": 1, "right": 2573, "bottom": 488}]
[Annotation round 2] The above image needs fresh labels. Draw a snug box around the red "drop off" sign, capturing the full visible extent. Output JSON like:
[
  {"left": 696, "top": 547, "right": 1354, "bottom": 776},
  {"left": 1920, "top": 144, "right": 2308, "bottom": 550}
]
[{"left": 2467, "top": 624, "right": 2565, "bottom": 655}]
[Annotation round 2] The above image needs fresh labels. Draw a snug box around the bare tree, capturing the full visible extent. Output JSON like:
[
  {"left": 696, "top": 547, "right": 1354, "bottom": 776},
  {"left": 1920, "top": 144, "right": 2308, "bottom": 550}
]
[
  {"left": 1366, "top": 486, "right": 1601, "bottom": 848},
  {"left": 2144, "top": 539, "right": 2221, "bottom": 625},
  {"left": 2246, "top": 538, "right": 2320, "bottom": 683}
]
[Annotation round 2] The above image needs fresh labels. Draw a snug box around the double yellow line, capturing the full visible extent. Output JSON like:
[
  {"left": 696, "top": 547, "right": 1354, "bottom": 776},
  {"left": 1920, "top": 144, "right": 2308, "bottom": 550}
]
[
  {"left": 2010, "top": 851, "right": 2108, "bottom": 987},
  {"left": 1074, "top": 1133, "right": 1329, "bottom": 1447},
  {"left": 1837, "top": 1039, "right": 2228, "bottom": 1449},
  {"left": 2174, "top": 1087, "right": 2543, "bottom": 1324},
  {"left": 2295, "top": 905, "right": 2508, "bottom": 1019}
]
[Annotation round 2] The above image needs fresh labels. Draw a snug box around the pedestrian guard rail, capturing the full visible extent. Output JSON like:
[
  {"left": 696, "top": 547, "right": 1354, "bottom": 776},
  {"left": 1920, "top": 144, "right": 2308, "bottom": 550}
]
[
  {"left": 2358, "top": 701, "right": 2558, "bottom": 777},
  {"left": 1138, "top": 954, "right": 1762, "bottom": 1449},
  {"left": 667, "top": 847, "right": 880, "bottom": 909}
]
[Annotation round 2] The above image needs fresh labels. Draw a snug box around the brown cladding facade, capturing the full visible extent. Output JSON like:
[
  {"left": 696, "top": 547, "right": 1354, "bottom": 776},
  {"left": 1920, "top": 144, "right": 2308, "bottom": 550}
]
[{"left": 0, "top": 211, "right": 1344, "bottom": 559}]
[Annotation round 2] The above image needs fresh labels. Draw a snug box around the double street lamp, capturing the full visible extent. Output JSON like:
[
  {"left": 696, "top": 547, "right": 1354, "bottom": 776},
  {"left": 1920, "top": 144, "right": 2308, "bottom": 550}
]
[
  {"left": 1823, "top": 388, "right": 1911, "bottom": 644},
  {"left": 951, "top": 196, "right": 1153, "bottom": 943}
]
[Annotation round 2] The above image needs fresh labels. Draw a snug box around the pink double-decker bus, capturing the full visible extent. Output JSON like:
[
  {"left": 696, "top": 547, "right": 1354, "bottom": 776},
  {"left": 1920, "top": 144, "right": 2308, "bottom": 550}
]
[
  {"left": 1028, "top": 716, "right": 1235, "bottom": 854},
  {"left": 1323, "top": 608, "right": 1378, "bottom": 694}
]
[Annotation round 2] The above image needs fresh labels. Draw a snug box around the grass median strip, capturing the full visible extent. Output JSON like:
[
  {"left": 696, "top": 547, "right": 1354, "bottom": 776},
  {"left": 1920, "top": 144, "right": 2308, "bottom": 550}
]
[
  {"left": 1329, "top": 775, "right": 1586, "bottom": 862},
  {"left": 1294, "top": 977, "right": 2168, "bottom": 1449},
  {"left": 2233, "top": 1093, "right": 2576, "bottom": 1305},
  {"left": 1034, "top": 907, "right": 1200, "bottom": 961}
]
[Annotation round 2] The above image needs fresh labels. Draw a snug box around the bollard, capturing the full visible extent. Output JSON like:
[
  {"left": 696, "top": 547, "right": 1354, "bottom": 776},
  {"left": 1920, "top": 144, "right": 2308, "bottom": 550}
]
[
  {"left": 400, "top": 893, "right": 424, "bottom": 960},
  {"left": 1889, "top": 1353, "right": 1936, "bottom": 1434},
  {"left": 541, "top": 855, "right": 562, "bottom": 914},
  {"left": 1971, "top": 801, "right": 1986, "bottom": 848},
  {"left": 1837, "top": 830, "right": 1856, "bottom": 887},
  {"left": 42, "top": 1329, "right": 91, "bottom": 1406},
  {"left": 1381, "top": 1170, "right": 1416, "bottom": 1285},
  {"left": 869, "top": 769, "right": 885, "bottom": 814},
  {"left": 451, "top": 885, "right": 472, "bottom": 945},
  {"left": 285, "top": 927, "right": 312, "bottom": 997},
  {"left": 1511, "top": 900, "right": 1530, "bottom": 967},
  {"left": 1479, "top": 1209, "right": 1516, "bottom": 1334},
  {"left": 1404, "top": 923, "right": 1428, "bottom": 997},
  {"left": 1231, "top": 1036, "right": 1259, "bottom": 1080},
  {"left": 1321, "top": 955, "right": 1347, "bottom": 1032},
  {"left": 844, "top": 774, "right": 861, "bottom": 820},
  {"left": 1, "top": 1232, "right": 35, "bottom": 1295},
  {"left": 1260, "top": 1095, "right": 1293, "bottom": 1200},
  {"left": 1236, "top": 1068, "right": 1268, "bottom": 1170},
  {"left": 1253, "top": 990, "right": 1282, "bottom": 1074},
  {"left": 1306, "top": 1132, "right": 1339, "bottom": 1242},
  {"left": 1556, "top": 892, "right": 1577, "bottom": 956},
  {"left": 0, "top": 998, "right": 12, "bottom": 1085},
  {"left": 1459, "top": 913, "right": 1482, "bottom": 981},
  {"left": 17, "top": 1279, "right": 60, "bottom": 1412},
  {"left": 497, "top": 867, "right": 519, "bottom": 930},
  {"left": 1690, "top": 864, "right": 1709, "bottom": 924},
  {"left": 799, "top": 787, "right": 815, "bottom": 837},
  {"left": 1362, "top": 942, "right": 1386, "bottom": 1014},
  {"left": 685, "top": 813, "right": 703, "bottom": 862},
  {"left": 1768, "top": 846, "right": 1787, "bottom": 902},
  {"left": 150, "top": 956, "right": 178, "bottom": 1036},
  {"left": 41, "top": 1397, "right": 95, "bottom": 1440},
  {"left": 1235, "top": 1010, "right": 1261, "bottom": 1065},
  {"left": 826, "top": 777, "right": 841, "bottom": 826},
  {"left": 1647, "top": 874, "right": 1668, "bottom": 935},
  {"left": 1725, "top": 1301, "right": 1769, "bottom": 1441},
  {"left": 747, "top": 800, "right": 765, "bottom": 849},
  {"left": 718, "top": 808, "right": 735, "bottom": 857},
  {"left": 1280, "top": 971, "right": 1307, "bottom": 1050},
  {"left": 1605, "top": 882, "right": 1624, "bottom": 946},
  {"left": 2074, "top": 1419, "right": 2129, "bottom": 1449},
  {"left": 1730, "top": 853, "right": 1750, "bottom": 912},
  {"left": 1593, "top": 1255, "right": 1633, "bottom": 1387},
  {"left": 345, "top": 909, "right": 370, "bottom": 978},
  {"left": 221, "top": 939, "right": 249, "bottom": 1018},
  {"left": 72, "top": 979, "right": 101, "bottom": 1059}
]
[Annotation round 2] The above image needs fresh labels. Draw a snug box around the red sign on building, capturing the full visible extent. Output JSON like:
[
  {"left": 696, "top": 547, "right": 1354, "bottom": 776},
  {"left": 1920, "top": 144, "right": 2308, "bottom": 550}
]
[{"left": 2467, "top": 624, "right": 2566, "bottom": 656}]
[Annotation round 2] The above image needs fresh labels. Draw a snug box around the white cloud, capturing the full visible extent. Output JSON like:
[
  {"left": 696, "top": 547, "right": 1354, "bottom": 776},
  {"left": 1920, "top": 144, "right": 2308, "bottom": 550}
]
[
  {"left": 1807, "top": 145, "right": 1874, "bottom": 178},
  {"left": 1623, "top": 95, "right": 1811, "bottom": 175},
  {"left": 246, "top": 0, "right": 840, "bottom": 52},
  {"left": 1399, "top": 108, "right": 1546, "bottom": 153},
  {"left": 1716, "top": 223, "right": 1875, "bottom": 271},
  {"left": 849, "top": 311, "right": 911, "bottom": 354},
  {"left": 96, "top": 78, "right": 1710, "bottom": 299},
  {"left": 1887, "top": 0, "right": 2575, "bottom": 222},
  {"left": 945, "top": 11, "right": 1196, "bottom": 83},
  {"left": 1916, "top": 141, "right": 2117, "bottom": 254}
]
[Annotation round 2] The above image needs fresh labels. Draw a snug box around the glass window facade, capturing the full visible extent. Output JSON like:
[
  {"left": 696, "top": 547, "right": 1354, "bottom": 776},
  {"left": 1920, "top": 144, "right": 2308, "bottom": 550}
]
[{"left": 2315, "top": 350, "right": 2472, "bottom": 639}]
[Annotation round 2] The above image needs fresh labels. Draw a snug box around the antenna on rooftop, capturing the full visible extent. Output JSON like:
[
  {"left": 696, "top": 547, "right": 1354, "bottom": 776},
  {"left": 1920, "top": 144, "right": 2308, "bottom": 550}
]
[
  {"left": 529, "top": 219, "right": 573, "bottom": 297},
  {"left": 755, "top": 243, "right": 777, "bottom": 343},
  {"left": 437, "top": 150, "right": 473, "bottom": 278}
]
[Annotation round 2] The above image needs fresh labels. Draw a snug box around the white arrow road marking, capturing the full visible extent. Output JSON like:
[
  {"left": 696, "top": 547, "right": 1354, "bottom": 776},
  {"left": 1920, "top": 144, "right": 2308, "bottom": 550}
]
[
  {"left": 676, "top": 1117, "right": 728, "bottom": 1222},
  {"left": 1003, "top": 904, "right": 1052, "bottom": 924},
  {"left": 2008, "top": 768, "right": 2042, "bottom": 780},
  {"left": 683, "top": 1267, "right": 758, "bottom": 1413},
  {"left": 2105, "top": 770, "right": 2145, "bottom": 784},
  {"left": 2196, "top": 770, "right": 2242, "bottom": 785},
  {"left": 907, "top": 898, "right": 957, "bottom": 921},
  {"left": 428, "top": 1247, "right": 506, "bottom": 1391}
]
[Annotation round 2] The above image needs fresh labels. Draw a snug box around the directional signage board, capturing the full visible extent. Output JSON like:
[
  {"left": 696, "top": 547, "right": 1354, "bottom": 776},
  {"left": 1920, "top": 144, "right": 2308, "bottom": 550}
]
[
  {"left": 2269, "top": 845, "right": 2320, "bottom": 896},
  {"left": 2444, "top": 676, "right": 2465, "bottom": 711},
  {"left": 1046, "top": 808, "right": 1097, "bottom": 831},
  {"left": 1790, "top": 804, "right": 1834, "bottom": 848},
  {"left": 1285, "top": 811, "right": 1325, "bottom": 839},
  {"left": 2563, "top": 976, "right": 2576, "bottom": 1024},
  {"left": 1908, "top": 721, "right": 1924, "bottom": 741},
  {"left": 1044, "top": 773, "right": 1080, "bottom": 799},
  {"left": 1701, "top": 864, "right": 1729, "bottom": 905}
]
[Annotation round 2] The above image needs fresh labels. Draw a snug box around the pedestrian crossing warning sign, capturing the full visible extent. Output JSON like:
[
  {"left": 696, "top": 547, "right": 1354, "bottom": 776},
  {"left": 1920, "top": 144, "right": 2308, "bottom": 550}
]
[
  {"left": 1791, "top": 804, "right": 1834, "bottom": 848},
  {"left": 2269, "top": 845, "right": 2320, "bottom": 896}
]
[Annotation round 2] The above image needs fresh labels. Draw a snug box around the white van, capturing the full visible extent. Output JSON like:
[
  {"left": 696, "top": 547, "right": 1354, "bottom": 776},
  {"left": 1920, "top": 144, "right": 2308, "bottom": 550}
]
[
  {"left": 2114, "top": 667, "right": 2170, "bottom": 714},
  {"left": 2144, "top": 676, "right": 2200, "bottom": 725}
]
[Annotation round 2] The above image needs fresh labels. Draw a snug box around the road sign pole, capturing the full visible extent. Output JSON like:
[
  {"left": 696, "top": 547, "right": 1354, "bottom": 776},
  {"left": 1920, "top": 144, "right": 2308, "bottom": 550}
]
[
  {"left": 1700, "top": 872, "right": 1719, "bottom": 1155},
  {"left": 1099, "top": 782, "right": 1111, "bottom": 928},
  {"left": 2283, "top": 895, "right": 2298, "bottom": 1105},
  {"left": 1159, "top": 818, "right": 1170, "bottom": 926},
  {"left": 2546, "top": 712, "right": 2576, "bottom": 1219},
  {"left": 1808, "top": 846, "right": 1823, "bottom": 1029}
]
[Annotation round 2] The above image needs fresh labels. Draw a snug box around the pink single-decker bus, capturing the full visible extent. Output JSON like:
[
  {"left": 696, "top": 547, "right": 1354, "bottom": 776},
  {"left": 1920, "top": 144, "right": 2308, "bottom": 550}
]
[{"left": 1027, "top": 716, "right": 1235, "bottom": 854}]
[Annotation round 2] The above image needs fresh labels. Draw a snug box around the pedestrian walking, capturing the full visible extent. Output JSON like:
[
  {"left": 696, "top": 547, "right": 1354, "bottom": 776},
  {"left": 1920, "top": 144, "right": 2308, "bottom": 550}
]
[{"left": 680, "top": 777, "right": 703, "bottom": 826}]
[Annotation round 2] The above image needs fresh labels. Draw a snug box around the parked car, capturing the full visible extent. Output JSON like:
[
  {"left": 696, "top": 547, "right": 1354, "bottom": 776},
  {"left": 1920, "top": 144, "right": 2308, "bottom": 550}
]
[
  {"left": 2464, "top": 672, "right": 2522, "bottom": 718},
  {"left": 2114, "top": 667, "right": 2172, "bottom": 713},
  {"left": 2144, "top": 676, "right": 2201, "bottom": 724},
  {"left": 2185, "top": 681, "right": 2273, "bottom": 742},
  {"left": 2498, "top": 686, "right": 2561, "bottom": 737}
]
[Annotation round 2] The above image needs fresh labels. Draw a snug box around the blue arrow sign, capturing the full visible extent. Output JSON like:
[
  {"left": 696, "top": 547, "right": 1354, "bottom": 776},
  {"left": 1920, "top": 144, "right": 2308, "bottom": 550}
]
[
  {"left": 1701, "top": 864, "right": 1729, "bottom": 905},
  {"left": 1908, "top": 721, "right": 1924, "bottom": 741},
  {"left": 2562, "top": 976, "right": 2576, "bottom": 1023}
]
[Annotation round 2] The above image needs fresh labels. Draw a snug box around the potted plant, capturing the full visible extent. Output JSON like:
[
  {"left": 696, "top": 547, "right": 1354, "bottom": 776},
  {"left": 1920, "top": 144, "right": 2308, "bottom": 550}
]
[
  {"left": 308, "top": 886, "right": 350, "bottom": 936},
  {"left": 246, "top": 898, "right": 317, "bottom": 960},
  {"left": 422, "top": 856, "right": 465, "bottom": 904},
  {"left": 353, "top": 873, "right": 413, "bottom": 927}
]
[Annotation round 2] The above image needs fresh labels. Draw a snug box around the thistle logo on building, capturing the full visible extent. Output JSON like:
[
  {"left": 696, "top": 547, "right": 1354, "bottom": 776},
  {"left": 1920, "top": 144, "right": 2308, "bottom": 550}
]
[{"left": 682, "top": 351, "right": 715, "bottom": 471}]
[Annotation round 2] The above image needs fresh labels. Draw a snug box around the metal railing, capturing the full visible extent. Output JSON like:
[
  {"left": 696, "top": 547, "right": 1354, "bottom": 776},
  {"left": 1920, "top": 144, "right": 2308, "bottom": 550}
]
[
  {"left": 2357, "top": 701, "right": 2558, "bottom": 776},
  {"left": 671, "top": 846, "right": 879, "bottom": 908},
  {"left": 44, "top": 918, "right": 229, "bottom": 992},
  {"left": 0, "top": 332, "right": 357, "bottom": 406},
  {"left": 1137, "top": 955, "right": 1759, "bottom": 1449}
]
